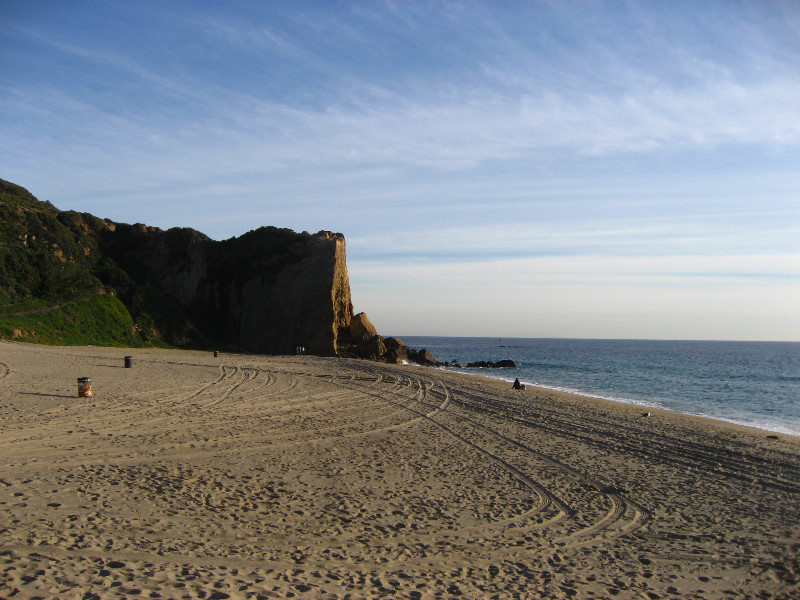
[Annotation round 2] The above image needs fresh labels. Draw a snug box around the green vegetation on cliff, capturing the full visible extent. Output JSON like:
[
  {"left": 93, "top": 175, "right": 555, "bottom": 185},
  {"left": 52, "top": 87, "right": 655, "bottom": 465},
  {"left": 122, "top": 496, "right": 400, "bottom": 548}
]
[
  {"left": 0, "top": 178, "right": 171, "bottom": 347},
  {"left": 0, "top": 293, "right": 155, "bottom": 347},
  {"left": 0, "top": 179, "right": 104, "bottom": 303}
]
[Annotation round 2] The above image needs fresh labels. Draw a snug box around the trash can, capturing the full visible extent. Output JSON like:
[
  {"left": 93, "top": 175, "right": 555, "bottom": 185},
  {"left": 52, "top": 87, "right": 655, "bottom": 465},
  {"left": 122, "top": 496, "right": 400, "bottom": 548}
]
[
  {"left": 77, "top": 377, "right": 93, "bottom": 397},
  {"left": 124, "top": 356, "right": 133, "bottom": 368}
]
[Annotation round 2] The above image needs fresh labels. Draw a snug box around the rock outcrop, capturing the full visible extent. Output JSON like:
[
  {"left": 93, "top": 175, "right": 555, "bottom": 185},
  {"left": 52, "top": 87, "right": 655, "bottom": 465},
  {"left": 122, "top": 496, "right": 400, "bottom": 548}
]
[
  {"left": 384, "top": 337, "right": 409, "bottom": 363},
  {"left": 350, "top": 312, "right": 378, "bottom": 343},
  {"left": 0, "top": 176, "right": 440, "bottom": 362},
  {"left": 347, "top": 331, "right": 439, "bottom": 366},
  {"left": 465, "top": 359, "right": 517, "bottom": 368}
]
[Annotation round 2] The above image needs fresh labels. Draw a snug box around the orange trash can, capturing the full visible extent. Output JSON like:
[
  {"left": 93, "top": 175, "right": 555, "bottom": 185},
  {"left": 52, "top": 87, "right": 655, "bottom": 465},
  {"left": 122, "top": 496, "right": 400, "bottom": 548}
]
[{"left": 77, "top": 377, "right": 93, "bottom": 397}]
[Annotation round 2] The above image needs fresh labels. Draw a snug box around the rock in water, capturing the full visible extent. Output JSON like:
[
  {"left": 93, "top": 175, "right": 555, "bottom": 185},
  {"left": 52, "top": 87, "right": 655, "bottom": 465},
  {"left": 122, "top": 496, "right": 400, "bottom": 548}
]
[
  {"left": 384, "top": 337, "right": 409, "bottom": 363},
  {"left": 415, "top": 349, "right": 437, "bottom": 366},
  {"left": 494, "top": 359, "right": 517, "bottom": 368},
  {"left": 466, "top": 359, "right": 516, "bottom": 368}
]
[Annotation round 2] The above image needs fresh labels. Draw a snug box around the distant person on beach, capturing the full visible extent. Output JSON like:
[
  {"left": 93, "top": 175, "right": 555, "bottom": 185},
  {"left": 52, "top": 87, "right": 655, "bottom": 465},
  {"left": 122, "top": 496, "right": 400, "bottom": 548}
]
[{"left": 512, "top": 378, "right": 525, "bottom": 390}]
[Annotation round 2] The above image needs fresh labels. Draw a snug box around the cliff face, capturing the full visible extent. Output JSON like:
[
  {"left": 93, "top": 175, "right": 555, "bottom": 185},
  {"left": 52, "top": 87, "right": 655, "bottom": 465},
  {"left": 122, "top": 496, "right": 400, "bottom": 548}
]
[
  {"left": 99, "top": 225, "right": 355, "bottom": 355},
  {"left": 202, "top": 230, "right": 354, "bottom": 355},
  {"left": 0, "top": 177, "right": 355, "bottom": 354}
]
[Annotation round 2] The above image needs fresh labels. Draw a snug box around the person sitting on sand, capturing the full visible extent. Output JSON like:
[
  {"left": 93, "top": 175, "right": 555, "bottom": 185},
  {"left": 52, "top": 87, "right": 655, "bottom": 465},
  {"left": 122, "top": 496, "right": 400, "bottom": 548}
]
[{"left": 512, "top": 378, "right": 525, "bottom": 390}]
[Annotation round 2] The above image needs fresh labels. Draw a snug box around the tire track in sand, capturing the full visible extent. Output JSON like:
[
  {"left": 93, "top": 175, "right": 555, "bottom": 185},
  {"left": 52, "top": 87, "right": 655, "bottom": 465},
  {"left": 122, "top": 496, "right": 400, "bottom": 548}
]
[
  {"left": 432, "top": 373, "right": 650, "bottom": 542},
  {"left": 349, "top": 363, "right": 648, "bottom": 543},
  {"left": 337, "top": 364, "right": 571, "bottom": 531}
]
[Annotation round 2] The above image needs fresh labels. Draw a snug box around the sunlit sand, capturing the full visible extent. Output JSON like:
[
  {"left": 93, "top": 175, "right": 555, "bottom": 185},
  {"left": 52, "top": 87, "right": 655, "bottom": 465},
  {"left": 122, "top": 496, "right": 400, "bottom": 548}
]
[{"left": 2, "top": 341, "right": 798, "bottom": 598}]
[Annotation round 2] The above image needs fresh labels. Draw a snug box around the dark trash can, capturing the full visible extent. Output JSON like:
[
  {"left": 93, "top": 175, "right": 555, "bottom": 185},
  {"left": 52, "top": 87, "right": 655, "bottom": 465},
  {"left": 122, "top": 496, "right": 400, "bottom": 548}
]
[{"left": 124, "top": 356, "right": 133, "bottom": 368}]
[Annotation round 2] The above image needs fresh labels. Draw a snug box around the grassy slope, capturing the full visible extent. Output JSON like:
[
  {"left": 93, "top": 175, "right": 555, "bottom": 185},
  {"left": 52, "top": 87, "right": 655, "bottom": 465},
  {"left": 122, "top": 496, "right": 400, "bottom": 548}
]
[
  {"left": 0, "top": 294, "right": 141, "bottom": 346},
  {"left": 0, "top": 178, "right": 168, "bottom": 348}
]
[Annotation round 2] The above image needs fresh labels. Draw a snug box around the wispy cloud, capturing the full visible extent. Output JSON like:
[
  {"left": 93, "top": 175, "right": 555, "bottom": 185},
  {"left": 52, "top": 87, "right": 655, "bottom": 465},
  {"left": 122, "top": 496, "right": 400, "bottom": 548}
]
[
  {"left": 349, "top": 211, "right": 800, "bottom": 261},
  {"left": 351, "top": 254, "right": 800, "bottom": 284},
  {"left": 6, "top": 68, "right": 797, "bottom": 207},
  {"left": 7, "top": 2, "right": 799, "bottom": 180}
]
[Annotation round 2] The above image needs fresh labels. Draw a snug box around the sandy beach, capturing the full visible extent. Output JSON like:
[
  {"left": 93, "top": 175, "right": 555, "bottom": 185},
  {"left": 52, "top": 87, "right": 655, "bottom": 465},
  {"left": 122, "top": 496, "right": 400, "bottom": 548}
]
[{"left": 1, "top": 341, "right": 798, "bottom": 599}]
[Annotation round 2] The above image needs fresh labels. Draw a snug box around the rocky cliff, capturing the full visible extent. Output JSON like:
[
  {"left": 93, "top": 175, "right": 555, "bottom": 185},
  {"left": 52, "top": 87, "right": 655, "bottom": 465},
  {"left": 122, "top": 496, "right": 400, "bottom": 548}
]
[
  {"left": 0, "top": 178, "right": 355, "bottom": 354},
  {"left": 0, "top": 177, "right": 440, "bottom": 362}
]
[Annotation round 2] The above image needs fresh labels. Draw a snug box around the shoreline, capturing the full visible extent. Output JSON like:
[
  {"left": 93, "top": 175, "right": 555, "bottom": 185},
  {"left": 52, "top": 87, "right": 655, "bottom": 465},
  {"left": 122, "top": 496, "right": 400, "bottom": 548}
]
[
  {"left": 404, "top": 336, "right": 800, "bottom": 440},
  {"left": 2, "top": 341, "right": 799, "bottom": 598},
  {"left": 439, "top": 365, "right": 800, "bottom": 440}
]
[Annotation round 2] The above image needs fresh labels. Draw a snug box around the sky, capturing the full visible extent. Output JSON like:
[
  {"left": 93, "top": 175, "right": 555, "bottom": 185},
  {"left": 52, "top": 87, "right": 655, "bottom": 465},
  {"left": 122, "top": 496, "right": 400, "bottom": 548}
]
[{"left": 2, "top": 1, "right": 799, "bottom": 341}]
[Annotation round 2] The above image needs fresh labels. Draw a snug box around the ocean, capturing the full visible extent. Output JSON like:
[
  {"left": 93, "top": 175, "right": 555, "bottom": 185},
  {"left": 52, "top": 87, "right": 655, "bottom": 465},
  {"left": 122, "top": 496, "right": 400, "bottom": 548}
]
[{"left": 400, "top": 337, "right": 800, "bottom": 437}]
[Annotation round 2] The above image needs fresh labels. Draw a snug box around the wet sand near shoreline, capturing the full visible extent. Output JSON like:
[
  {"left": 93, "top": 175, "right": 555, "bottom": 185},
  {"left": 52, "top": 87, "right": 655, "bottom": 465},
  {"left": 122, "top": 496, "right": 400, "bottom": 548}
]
[{"left": 1, "top": 341, "right": 799, "bottom": 599}]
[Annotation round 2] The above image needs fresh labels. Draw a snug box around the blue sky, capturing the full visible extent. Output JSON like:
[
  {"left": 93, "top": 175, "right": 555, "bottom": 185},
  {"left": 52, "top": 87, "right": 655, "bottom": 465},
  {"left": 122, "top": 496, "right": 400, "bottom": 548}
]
[{"left": 2, "top": 1, "right": 799, "bottom": 340}]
